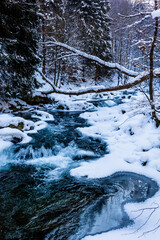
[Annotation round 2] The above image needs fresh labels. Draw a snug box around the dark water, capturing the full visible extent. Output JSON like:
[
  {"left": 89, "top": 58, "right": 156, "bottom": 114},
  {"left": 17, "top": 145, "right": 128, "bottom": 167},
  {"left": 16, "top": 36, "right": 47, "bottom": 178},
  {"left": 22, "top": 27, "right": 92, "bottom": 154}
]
[{"left": 0, "top": 102, "right": 158, "bottom": 240}]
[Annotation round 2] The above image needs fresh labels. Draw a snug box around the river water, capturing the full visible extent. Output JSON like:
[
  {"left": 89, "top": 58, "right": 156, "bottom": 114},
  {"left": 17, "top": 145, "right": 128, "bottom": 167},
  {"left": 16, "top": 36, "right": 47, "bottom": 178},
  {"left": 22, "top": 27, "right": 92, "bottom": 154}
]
[{"left": 0, "top": 97, "right": 158, "bottom": 240}]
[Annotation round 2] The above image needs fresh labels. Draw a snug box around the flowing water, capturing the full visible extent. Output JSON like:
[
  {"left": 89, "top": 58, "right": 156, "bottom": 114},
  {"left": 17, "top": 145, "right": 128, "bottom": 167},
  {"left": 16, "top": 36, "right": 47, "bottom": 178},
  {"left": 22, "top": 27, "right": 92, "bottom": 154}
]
[{"left": 0, "top": 97, "right": 158, "bottom": 240}]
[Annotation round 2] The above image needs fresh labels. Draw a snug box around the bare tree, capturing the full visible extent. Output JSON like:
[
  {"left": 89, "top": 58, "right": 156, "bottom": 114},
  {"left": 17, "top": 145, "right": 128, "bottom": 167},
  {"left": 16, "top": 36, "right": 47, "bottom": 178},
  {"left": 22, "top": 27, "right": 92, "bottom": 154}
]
[
  {"left": 37, "top": 40, "right": 160, "bottom": 95},
  {"left": 149, "top": 0, "right": 159, "bottom": 126},
  {"left": 37, "top": 1, "right": 160, "bottom": 126}
]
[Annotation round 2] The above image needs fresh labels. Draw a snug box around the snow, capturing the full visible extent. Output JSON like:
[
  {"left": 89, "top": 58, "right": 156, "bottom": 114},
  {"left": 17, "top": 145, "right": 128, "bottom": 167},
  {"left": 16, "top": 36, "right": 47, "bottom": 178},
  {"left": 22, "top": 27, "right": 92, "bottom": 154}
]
[
  {"left": 0, "top": 113, "right": 34, "bottom": 130},
  {"left": 0, "top": 113, "right": 48, "bottom": 150},
  {"left": 0, "top": 113, "right": 48, "bottom": 133},
  {"left": 152, "top": 9, "right": 160, "bottom": 19},
  {"left": 9, "top": 98, "right": 28, "bottom": 108},
  {"left": 36, "top": 67, "right": 160, "bottom": 97},
  {"left": 46, "top": 41, "right": 139, "bottom": 77},
  {"left": 1, "top": 90, "right": 160, "bottom": 239},
  {"left": 53, "top": 99, "right": 95, "bottom": 112},
  {"left": 0, "top": 127, "right": 31, "bottom": 144},
  {"left": 69, "top": 91, "right": 160, "bottom": 240},
  {"left": 0, "top": 100, "right": 10, "bottom": 112},
  {"left": 32, "top": 110, "right": 54, "bottom": 121},
  {"left": 0, "top": 114, "right": 33, "bottom": 150},
  {"left": 71, "top": 92, "right": 160, "bottom": 178}
]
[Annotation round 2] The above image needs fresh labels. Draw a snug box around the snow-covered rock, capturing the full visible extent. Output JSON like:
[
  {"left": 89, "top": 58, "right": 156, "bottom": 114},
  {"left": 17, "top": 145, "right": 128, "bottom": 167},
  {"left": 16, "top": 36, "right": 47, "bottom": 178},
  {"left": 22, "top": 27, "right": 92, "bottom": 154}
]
[
  {"left": 32, "top": 110, "right": 54, "bottom": 121},
  {"left": 0, "top": 114, "right": 33, "bottom": 130},
  {"left": 0, "top": 113, "right": 48, "bottom": 149},
  {"left": 54, "top": 100, "right": 95, "bottom": 112},
  {"left": 106, "top": 99, "right": 116, "bottom": 107},
  {"left": 0, "top": 127, "right": 31, "bottom": 144},
  {"left": 152, "top": 9, "right": 160, "bottom": 19}
]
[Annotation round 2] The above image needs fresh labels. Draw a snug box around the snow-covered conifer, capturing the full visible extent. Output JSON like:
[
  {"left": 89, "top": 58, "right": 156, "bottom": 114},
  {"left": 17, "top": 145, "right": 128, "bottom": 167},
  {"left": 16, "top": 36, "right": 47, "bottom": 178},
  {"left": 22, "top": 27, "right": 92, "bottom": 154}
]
[
  {"left": 0, "top": 0, "right": 40, "bottom": 98},
  {"left": 66, "top": 0, "right": 112, "bottom": 82}
]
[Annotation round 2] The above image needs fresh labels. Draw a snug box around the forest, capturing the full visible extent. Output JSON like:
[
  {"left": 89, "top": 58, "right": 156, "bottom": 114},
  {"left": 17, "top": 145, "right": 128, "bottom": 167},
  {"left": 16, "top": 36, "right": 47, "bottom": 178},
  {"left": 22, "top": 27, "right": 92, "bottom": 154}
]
[
  {"left": 0, "top": 1, "right": 160, "bottom": 240},
  {"left": 0, "top": 0, "right": 160, "bottom": 123}
]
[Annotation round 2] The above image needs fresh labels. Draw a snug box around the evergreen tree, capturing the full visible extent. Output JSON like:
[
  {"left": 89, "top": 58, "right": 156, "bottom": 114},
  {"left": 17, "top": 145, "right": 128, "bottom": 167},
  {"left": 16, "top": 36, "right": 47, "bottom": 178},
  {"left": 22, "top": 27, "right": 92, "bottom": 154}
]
[
  {"left": 78, "top": 0, "right": 112, "bottom": 61},
  {"left": 37, "top": 0, "right": 112, "bottom": 86},
  {"left": 66, "top": 0, "right": 112, "bottom": 82},
  {"left": 0, "top": 0, "right": 40, "bottom": 98},
  {"left": 48, "top": 0, "right": 66, "bottom": 86},
  {"left": 38, "top": 0, "right": 66, "bottom": 86}
]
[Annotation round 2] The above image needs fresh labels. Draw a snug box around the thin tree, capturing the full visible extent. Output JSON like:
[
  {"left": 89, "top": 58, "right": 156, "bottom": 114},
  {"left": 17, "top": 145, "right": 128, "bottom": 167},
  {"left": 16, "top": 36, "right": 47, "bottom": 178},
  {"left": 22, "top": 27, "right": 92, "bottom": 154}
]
[{"left": 149, "top": 0, "right": 159, "bottom": 126}]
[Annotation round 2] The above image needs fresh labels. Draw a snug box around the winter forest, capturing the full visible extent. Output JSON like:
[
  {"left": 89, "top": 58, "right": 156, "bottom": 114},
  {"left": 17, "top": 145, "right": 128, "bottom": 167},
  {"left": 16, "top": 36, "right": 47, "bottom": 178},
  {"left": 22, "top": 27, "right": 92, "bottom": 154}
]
[{"left": 0, "top": 0, "right": 160, "bottom": 240}]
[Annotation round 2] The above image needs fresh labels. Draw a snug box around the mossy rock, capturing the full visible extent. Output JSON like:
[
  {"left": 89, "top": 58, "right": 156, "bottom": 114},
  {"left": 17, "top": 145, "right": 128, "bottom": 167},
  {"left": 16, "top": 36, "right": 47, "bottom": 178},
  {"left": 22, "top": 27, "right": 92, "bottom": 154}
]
[
  {"left": 9, "top": 122, "right": 24, "bottom": 130},
  {"left": 25, "top": 95, "right": 52, "bottom": 105}
]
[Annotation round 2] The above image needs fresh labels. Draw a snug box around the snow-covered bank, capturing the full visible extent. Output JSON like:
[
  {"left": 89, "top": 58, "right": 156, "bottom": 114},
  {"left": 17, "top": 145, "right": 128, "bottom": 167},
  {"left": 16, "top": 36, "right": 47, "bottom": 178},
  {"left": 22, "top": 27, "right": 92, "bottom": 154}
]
[
  {"left": 32, "top": 110, "right": 54, "bottom": 121},
  {"left": 0, "top": 112, "right": 51, "bottom": 151},
  {"left": 0, "top": 94, "right": 96, "bottom": 154},
  {"left": 1, "top": 90, "right": 160, "bottom": 239},
  {"left": 69, "top": 91, "right": 160, "bottom": 240}
]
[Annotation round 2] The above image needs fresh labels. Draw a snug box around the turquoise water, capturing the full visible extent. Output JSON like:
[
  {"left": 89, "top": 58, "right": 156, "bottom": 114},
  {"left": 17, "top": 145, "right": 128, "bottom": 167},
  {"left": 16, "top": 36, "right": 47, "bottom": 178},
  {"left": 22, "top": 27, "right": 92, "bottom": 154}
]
[{"left": 0, "top": 98, "right": 158, "bottom": 240}]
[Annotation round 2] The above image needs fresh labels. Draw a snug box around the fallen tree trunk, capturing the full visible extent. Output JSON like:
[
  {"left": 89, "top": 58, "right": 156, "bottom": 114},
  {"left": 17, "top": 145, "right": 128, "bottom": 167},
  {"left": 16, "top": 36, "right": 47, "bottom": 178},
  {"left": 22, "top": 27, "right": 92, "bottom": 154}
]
[{"left": 37, "top": 68, "right": 160, "bottom": 96}]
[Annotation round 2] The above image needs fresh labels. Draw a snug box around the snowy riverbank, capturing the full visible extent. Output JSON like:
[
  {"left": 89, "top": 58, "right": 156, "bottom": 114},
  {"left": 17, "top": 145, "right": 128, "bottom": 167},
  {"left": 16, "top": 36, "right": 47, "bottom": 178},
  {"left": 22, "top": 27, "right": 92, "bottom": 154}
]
[
  {"left": 0, "top": 111, "right": 54, "bottom": 151},
  {"left": 68, "top": 91, "right": 160, "bottom": 240},
  {"left": 0, "top": 90, "right": 160, "bottom": 239}
]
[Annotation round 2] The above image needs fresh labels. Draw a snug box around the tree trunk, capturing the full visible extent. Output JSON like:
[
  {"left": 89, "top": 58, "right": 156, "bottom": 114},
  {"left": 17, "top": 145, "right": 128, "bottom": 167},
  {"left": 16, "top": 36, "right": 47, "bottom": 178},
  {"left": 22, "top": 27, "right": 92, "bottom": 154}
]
[
  {"left": 54, "top": 46, "right": 58, "bottom": 86},
  {"left": 94, "top": 64, "right": 99, "bottom": 84},
  {"left": 42, "top": 17, "right": 46, "bottom": 78},
  {"left": 149, "top": 0, "right": 159, "bottom": 127},
  {"left": 38, "top": 68, "right": 160, "bottom": 96}
]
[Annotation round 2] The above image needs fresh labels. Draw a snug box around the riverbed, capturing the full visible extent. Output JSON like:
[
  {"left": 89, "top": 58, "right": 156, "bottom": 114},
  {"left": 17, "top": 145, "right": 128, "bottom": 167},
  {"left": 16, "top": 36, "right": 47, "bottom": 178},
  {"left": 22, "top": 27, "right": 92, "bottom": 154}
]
[{"left": 0, "top": 94, "right": 158, "bottom": 240}]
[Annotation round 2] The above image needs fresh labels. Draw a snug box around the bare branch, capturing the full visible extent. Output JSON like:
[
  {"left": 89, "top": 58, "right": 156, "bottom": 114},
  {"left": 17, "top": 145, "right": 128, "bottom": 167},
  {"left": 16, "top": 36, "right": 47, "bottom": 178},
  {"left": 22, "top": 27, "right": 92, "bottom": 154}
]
[
  {"left": 43, "top": 41, "right": 139, "bottom": 77},
  {"left": 52, "top": 53, "right": 78, "bottom": 63},
  {"left": 127, "top": 203, "right": 160, "bottom": 237},
  {"left": 118, "top": 12, "right": 151, "bottom": 18},
  {"left": 37, "top": 41, "right": 160, "bottom": 96},
  {"left": 135, "top": 208, "right": 157, "bottom": 233},
  {"left": 37, "top": 69, "right": 56, "bottom": 91},
  {"left": 140, "top": 224, "right": 160, "bottom": 237},
  {"left": 114, "top": 15, "right": 151, "bottom": 33}
]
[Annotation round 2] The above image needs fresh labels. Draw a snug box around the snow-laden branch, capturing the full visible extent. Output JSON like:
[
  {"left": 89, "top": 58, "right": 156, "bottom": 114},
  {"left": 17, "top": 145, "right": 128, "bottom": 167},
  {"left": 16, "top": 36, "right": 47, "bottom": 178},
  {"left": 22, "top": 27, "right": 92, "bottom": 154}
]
[
  {"left": 37, "top": 69, "right": 56, "bottom": 92},
  {"left": 38, "top": 41, "right": 160, "bottom": 96},
  {"left": 52, "top": 53, "right": 78, "bottom": 63},
  {"left": 44, "top": 41, "right": 139, "bottom": 77},
  {"left": 118, "top": 12, "right": 151, "bottom": 18},
  {"left": 38, "top": 68, "right": 160, "bottom": 96},
  {"left": 114, "top": 15, "right": 151, "bottom": 33}
]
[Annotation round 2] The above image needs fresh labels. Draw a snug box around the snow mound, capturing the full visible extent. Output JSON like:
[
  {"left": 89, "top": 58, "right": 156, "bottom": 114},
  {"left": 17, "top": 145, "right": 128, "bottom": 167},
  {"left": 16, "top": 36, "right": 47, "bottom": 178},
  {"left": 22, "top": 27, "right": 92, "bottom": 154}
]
[
  {"left": 71, "top": 96, "right": 160, "bottom": 178},
  {"left": 0, "top": 127, "right": 31, "bottom": 144},
  {"left": 0, "top": 113, "right": 34, "bottom": 130},
  {"left": 32, "top": 110, "right": 54, "bottom": 121},
  {"left": 54, "top": 100, "right": 95, "bottom": 112},
  {"left": 91, "top": 93, "right": 104, "bottom": 99},
  {"left": 70, "top": 91, "right": 160, "bottom": 240},
  {"left": 152, "top": 9, "right": 160, "bottom": 18},
  {"left": 0, "top": 113, "right": 48, "bottom": 150}
]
